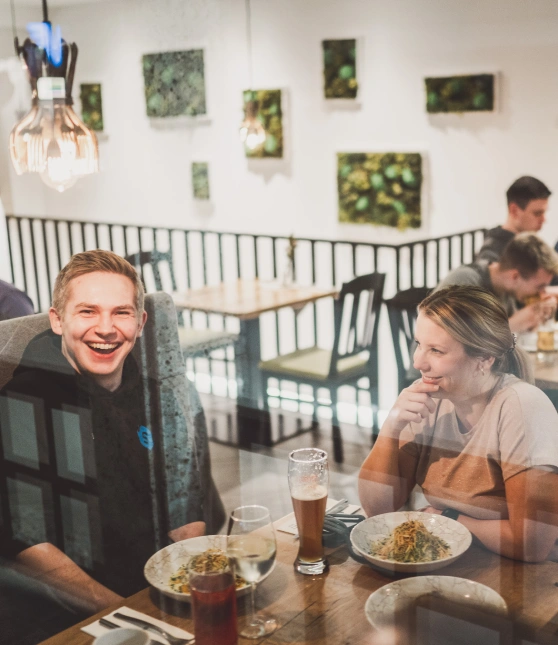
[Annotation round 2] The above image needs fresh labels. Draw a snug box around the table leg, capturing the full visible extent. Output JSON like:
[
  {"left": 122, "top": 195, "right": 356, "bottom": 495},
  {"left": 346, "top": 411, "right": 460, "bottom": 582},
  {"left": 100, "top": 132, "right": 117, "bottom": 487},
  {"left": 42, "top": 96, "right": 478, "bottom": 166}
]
[{"left": 235, "top": 318, "right": 272, "bottom": 448}]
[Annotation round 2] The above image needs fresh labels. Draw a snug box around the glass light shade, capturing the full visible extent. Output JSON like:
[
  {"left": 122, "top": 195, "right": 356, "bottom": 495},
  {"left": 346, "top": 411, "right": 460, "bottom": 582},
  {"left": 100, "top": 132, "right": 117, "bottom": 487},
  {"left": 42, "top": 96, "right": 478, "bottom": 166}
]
[
  {"left": 239, "top": 99, "right": 266, "bottom": 152},
  {"left": 10, "top": 98, "right": 99, "bottom": 193}
]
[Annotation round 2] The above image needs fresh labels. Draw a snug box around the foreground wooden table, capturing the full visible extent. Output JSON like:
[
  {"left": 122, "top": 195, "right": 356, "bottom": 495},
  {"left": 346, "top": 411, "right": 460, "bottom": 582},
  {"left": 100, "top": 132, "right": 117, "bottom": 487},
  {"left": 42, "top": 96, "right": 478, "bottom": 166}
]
[
  {"left": 173, "top": 280, "right": 337, "bottom": 448},
  {"left": 41, "top": 530, "right": 558, "bottom": 645}
]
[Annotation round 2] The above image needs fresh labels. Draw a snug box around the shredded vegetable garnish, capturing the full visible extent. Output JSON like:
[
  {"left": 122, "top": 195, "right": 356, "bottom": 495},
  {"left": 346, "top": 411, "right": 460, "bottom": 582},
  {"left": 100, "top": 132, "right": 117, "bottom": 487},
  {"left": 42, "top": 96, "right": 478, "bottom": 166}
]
[
  {"left": 369, "top": 520, "right": 451, "bottom": 563},
  {"left": 168, "top": 548, "right": 246, "bottom": 593}
]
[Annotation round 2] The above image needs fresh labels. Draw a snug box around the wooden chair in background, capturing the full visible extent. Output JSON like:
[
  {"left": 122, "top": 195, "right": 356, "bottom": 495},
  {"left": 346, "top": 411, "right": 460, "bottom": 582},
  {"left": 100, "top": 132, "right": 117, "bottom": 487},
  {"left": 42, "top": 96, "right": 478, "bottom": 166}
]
[
  {"left": 385, "top": 286, "right": 431, "bottom": 393},
  {"left": 259, "top": 272, "right": 386, "bottom": 462}
]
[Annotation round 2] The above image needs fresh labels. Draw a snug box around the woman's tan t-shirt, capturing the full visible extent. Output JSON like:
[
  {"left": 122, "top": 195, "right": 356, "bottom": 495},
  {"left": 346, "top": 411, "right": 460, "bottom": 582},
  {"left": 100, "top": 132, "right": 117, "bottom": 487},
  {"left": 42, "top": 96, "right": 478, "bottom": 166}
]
[{"left": 400, "top": 374, "right": 558, "bottom": 520}]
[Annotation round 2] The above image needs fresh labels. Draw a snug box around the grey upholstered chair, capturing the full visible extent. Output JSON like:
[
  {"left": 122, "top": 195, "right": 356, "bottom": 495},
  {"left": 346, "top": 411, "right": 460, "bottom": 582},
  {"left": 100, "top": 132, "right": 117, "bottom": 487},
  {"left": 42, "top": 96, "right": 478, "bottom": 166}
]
[{"left": 0, "top": 292, "right": 223, "bottom": 568}]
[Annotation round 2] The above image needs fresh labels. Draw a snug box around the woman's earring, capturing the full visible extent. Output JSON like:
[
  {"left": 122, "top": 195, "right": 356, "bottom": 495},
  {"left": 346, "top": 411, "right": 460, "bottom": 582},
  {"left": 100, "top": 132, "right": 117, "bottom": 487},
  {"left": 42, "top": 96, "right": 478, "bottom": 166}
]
[{"left": 480, "top": 366, "right": 485, "bottom": 376}]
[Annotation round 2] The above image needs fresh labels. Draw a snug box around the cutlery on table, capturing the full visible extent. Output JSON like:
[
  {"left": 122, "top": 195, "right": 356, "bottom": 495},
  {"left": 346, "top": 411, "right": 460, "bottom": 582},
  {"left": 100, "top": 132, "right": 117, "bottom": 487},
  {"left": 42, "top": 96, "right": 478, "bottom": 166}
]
[
  {"left": 99, "top": 617, "right": 159, "bottom": 645},
  {"left": 294, "top": 498, "right": 350, "bottom": 540},
  {"left": 113, "top": 612, "right": 194, "bottom": 645}
]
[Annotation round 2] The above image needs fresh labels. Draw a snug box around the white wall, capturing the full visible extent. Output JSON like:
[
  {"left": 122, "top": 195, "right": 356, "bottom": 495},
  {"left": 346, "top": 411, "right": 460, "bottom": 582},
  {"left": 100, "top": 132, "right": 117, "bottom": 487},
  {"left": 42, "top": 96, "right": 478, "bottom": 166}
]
[{"left": 3, "top": 0, "right": 558, "bottom": 247}]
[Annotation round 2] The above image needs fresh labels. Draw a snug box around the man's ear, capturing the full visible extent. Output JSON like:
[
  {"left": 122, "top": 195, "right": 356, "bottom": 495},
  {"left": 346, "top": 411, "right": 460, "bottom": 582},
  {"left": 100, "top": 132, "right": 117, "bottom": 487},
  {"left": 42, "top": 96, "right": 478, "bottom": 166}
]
[
  {"left": 508, "top": 268, "right": 520, "bottom": 284},
  {"left": 49, "top": 307, "right": 63, "bottom": 336},
  {"left": 136, "top": 310, "right": 148, "bottom": 338},
  {"left": 508, "top": 202, "right": 521, "bottom": 220}
]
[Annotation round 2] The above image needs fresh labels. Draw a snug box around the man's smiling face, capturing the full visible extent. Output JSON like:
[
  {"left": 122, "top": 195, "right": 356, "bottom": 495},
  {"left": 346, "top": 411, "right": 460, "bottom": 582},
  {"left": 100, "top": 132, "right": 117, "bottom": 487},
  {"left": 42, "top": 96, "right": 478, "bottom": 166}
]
[{"left": 49, "top": 271, "right": 147, "bottom": 391}]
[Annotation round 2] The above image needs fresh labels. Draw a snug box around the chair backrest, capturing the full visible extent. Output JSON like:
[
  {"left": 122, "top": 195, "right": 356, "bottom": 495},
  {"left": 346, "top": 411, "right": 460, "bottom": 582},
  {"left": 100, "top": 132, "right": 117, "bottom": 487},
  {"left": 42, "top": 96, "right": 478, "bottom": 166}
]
[
  {"left": 125, "top": 249, "right": 178, "bottom": 294},
  {"left": 0, "top": 313, "right": 51, "bottom": 389},
  {"left": 329, "top": 272, "right": 386, "bottom": 378},
  {"left": 384, "top": 286, "right": 431, "bottom": 392}
]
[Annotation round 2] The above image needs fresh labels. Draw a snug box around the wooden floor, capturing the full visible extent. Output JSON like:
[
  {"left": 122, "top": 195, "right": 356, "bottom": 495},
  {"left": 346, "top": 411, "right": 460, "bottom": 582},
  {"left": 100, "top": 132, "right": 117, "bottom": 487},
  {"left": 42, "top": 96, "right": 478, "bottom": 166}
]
[{"left": 202, "top": 392, "right": 375, "bottom": 527}]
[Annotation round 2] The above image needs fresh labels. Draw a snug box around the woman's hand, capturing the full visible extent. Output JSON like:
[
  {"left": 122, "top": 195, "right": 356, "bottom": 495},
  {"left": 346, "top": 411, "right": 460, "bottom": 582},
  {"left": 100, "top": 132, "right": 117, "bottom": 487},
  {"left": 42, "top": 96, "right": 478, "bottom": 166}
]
[
  {"left": 419, "top": 505, "right": 442, "bottom": 515},
  {"left": 384, "top": 381, "right": 439, "bottom": 434}
]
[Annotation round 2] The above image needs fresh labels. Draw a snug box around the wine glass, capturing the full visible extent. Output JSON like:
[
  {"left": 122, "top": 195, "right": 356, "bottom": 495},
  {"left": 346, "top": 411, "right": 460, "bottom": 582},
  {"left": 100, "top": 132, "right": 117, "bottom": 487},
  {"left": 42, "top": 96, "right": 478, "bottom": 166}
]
[{"left": 227, "top": 505, "right": 278, "bottom": 639}]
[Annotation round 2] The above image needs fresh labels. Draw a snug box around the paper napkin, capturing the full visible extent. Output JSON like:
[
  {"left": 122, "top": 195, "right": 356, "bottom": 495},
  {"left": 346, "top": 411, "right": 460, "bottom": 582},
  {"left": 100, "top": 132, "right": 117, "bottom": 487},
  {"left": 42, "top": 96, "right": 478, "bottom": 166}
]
[{"left": 276, "top": 498, "right": 361, "bottom": 535}]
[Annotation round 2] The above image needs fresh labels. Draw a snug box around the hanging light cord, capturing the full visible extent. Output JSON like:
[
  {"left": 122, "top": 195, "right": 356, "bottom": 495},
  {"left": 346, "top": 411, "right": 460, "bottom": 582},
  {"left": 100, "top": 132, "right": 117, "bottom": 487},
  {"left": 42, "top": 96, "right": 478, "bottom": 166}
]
[
  {"left": 245, "top": 0, "right": 253, "bottom": 91},
  {"left": 42, "top": 0, "right": 49, "bottom": 23},
  {"left": 10, "top": 0, "right": 17, "bottom": 46}
]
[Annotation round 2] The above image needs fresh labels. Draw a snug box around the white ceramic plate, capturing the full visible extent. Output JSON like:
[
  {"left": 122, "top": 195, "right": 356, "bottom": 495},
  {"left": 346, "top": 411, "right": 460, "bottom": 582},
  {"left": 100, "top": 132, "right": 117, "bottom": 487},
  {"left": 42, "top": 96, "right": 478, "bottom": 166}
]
[
  {"left": 365, "top": 575, "right": 507, "bottom": 629},
  {"left": 350, "top": 511, "right": 472, "bottom": 573},
  {"left": 144, "top": 535, "right": 250, "bottom": 603}
]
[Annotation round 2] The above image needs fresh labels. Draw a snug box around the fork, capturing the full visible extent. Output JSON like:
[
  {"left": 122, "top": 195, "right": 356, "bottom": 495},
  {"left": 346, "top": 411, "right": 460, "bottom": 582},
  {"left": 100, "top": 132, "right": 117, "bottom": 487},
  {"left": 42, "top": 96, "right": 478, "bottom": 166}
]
[{"left": 113, "top": 612, "right": 194, "bottom": 645}]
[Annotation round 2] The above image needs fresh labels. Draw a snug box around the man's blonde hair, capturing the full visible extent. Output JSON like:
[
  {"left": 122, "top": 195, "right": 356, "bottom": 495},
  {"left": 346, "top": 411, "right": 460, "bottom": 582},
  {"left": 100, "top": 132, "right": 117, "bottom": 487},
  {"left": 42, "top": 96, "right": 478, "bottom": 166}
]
[
  {"left": 52, "top": 250, "right": 145, "bottom": 315},
  {"left": 499, "top": 233, "right": 558, "bottom": 278}
]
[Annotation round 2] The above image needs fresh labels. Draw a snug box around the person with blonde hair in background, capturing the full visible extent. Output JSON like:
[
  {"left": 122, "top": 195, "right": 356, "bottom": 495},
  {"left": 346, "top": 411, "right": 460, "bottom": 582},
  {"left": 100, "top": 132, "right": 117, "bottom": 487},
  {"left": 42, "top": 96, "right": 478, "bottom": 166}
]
[{"left": 359, "top": 285, "right": 558, "bottom": 563}]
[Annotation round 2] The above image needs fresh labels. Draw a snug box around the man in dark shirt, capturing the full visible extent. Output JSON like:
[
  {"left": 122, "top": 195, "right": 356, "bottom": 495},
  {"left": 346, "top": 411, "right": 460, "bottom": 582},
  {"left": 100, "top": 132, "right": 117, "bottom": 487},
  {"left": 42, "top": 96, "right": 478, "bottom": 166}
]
[
  {"left": 440, "top": 234, "right": 558, "bottom": 332},
  {"left": 476, "top": 176, "right": 551, "bottom": 263},
  {"left": 0, "top": 250, "right": 217, "bottom": 622}
]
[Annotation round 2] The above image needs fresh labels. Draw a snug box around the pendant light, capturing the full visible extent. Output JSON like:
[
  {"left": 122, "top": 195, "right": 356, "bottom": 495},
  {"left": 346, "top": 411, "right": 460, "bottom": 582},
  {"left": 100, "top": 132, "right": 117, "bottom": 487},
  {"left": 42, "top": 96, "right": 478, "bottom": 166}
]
[
  {"left": 9, "top": 0, "right": 99, "bottom": 193},
  {"left": 239, "top": 0, "right": 266, "bottom": 153}
]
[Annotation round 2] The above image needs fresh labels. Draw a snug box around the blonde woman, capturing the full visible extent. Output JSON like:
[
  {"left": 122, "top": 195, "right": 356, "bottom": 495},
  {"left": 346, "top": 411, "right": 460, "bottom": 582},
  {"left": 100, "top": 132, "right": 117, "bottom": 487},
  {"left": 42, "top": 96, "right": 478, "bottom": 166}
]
[{"left": 359, "top": 285, "right": 558, "bottom": 562}]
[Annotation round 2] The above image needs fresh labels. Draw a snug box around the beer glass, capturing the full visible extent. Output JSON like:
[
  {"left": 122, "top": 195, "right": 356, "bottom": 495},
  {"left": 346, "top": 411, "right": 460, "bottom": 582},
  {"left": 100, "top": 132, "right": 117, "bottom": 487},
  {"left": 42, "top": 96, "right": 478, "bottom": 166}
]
[{"left": 288, "top": 448, "right": 329, "bottom": 575}]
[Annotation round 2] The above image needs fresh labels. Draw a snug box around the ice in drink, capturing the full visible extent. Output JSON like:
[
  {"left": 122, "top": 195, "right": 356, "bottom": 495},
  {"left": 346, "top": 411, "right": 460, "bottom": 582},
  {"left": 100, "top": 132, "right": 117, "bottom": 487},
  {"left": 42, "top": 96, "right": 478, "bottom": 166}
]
[{"left": 291, "top": 484, "right": 328, "bottom": 563}]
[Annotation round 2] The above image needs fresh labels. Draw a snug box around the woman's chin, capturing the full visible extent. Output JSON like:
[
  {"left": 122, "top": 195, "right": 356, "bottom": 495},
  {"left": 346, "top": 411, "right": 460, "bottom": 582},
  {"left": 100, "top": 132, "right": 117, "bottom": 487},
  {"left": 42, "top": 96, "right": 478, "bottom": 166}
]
[{"left": 430, "top": 387, "right": 447, "bottom": 399}]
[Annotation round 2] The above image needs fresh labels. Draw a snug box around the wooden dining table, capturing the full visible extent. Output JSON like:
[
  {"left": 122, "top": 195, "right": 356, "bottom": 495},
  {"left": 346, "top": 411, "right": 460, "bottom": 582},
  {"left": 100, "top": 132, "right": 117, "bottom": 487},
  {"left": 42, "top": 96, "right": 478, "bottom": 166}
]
[
  {"left": 173, "top": 279, "right": 337, "bottom": 448},
  {"left": 40, "top": 528, "right": 558, "bottom": 645}
]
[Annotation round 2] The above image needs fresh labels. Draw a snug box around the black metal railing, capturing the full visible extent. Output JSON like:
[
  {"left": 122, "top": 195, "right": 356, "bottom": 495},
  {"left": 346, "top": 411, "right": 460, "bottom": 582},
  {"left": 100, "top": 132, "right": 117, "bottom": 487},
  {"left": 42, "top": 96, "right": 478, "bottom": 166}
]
[{"left": 5, "top": 215, "right": 486, "bottom": 439}]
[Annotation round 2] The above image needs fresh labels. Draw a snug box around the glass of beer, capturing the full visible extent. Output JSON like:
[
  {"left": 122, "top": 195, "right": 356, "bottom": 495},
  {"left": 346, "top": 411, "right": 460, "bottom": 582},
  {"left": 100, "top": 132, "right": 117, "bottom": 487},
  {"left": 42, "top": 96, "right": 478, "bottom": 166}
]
[{"left": 288, "top": 448, "right": 329, "bottom": 575}]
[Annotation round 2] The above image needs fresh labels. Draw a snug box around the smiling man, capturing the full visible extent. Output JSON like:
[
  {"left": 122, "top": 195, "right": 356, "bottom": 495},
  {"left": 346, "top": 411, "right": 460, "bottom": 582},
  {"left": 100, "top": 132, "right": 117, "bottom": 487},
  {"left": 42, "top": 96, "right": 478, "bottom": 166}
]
[
  {"left": 0, "top": 250, "right": 221, "bottom": 631},
  {"left": 49, "top": 263, "right": 147, "bottom": 392}
]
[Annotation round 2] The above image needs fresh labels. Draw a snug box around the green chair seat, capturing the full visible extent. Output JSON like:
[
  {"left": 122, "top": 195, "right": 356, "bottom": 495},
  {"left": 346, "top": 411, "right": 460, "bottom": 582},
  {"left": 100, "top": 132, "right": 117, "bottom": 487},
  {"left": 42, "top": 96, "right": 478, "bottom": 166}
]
[{"left": 259, "top": 346, "right": 369, "bottom": 382}]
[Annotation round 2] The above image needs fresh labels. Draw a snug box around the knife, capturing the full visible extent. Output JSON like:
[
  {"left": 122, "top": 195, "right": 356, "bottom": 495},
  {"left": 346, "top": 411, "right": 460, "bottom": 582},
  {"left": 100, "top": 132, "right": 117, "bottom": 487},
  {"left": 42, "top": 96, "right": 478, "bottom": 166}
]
[{"left": 294, "top": 498, "right": 350, "bottom": 540}]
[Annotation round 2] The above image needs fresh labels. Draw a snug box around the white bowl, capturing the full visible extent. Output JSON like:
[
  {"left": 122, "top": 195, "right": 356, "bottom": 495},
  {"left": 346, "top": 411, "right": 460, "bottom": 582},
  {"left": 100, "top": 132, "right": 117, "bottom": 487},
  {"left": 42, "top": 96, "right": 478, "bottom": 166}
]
[
  {"left": 365, "top": 575, "right": 507, "bottom": 629},
  {"left": 350, "top": 511, "right": 472, "bottom": 573},
  {"left": 144, "top": 535, "right": 250, "bottom": 603}
]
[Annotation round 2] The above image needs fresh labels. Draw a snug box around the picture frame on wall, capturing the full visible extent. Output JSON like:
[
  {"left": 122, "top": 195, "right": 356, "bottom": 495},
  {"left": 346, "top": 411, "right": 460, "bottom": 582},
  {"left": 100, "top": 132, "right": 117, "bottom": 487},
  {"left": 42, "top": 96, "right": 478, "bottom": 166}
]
[
  {"left": 322, "top": 38, "right": 358, "bottom": 100},
  {"left": 142, "top": 47, "right": 211, "bottom": 124},
  {"left": 192, "top": 162, "right": 210, "bottom": 200},
  {"left": 242, "top": 89, "right": 284, "bottom": 159},
  {"left": 423, "top": 70, "right": 500, "bottom": 114},
  {"left": 337, "top": 151, "right": 425, "bottom": 231},
  {"left": 80, "top": 83, "right": 104, "bottom": 132}
]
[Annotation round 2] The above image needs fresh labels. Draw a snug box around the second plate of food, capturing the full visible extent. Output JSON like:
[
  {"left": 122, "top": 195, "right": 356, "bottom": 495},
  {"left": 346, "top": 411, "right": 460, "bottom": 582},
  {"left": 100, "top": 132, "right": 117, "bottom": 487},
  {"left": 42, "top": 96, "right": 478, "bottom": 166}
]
[
  {"left": 350, "top": 511, "right": 472, "bottom": 573},
  {"left": 144, "top": 535, "right": 251, "bottom": 603}
]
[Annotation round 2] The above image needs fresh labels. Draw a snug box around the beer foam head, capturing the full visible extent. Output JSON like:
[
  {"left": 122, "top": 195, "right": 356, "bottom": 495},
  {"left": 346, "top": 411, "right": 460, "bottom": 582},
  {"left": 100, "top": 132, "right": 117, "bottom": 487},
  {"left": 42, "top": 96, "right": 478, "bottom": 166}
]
[{"left": 291, "top": 484, "right": 327, "bottom": 501}]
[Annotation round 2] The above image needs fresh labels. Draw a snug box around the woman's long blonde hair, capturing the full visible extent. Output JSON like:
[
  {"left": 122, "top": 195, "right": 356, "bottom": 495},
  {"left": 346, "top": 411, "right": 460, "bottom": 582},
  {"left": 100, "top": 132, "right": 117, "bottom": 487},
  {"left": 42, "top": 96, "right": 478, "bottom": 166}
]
[{"left": 419, "top": 286, "right": 533, "bottom": 384}]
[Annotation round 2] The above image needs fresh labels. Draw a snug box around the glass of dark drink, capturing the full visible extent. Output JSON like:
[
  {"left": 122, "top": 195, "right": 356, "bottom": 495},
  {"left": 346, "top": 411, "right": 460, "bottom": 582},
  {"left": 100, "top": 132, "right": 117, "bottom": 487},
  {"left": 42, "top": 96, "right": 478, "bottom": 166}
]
[
  {"left": 189, "top": 560, "right": 238, "bottom": 645},
  {"left": 288, "top": 448, "right": 329, "bottom": 575}
]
